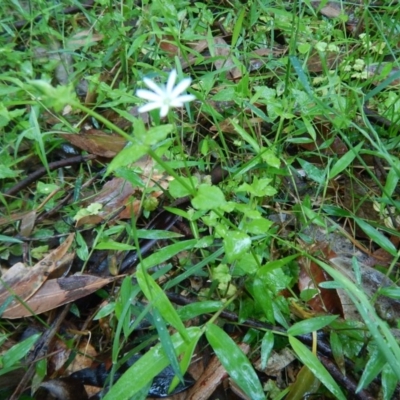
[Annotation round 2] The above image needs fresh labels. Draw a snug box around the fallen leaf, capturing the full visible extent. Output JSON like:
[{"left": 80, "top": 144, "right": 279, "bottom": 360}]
[
  {"left": 60, "top": 130, "right": 127, "bottom": 158},
  {"left": 186, "top": 343, "right": 250, "bottom": 400},
  {"left": 2, "top": 273, "right": 115, "bottom": 318},
  {"left": 0, "top": 234, "right": 75, "bottom": 310}
]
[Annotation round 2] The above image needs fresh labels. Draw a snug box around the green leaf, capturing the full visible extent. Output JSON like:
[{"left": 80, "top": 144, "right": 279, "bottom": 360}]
[
  {"left": 0, "top": 234, "right": 23, "bottom": 244},
  {"left": 261, "top": 149, "right": 281, "bottom": 168},
  {"left": 152, "top": 308, "right": 183, "bottom": 382},
  {"left": 289, "top": 336, "right": 346, "bottom": 400},
  {"left": 378, "top": 286, "right": 400, "bottom": 300},
  {"left": 135, "top": 229, "right": 183, "bottom": 239},
  {"left": 382, "top": 362, "right": 398, "bottom": 400},
  {"left": 169, "top": 330, "right": 202, "bottom": 393},
  {"left": 192, "top": 184, "right": 227, "bottom": 210},
  {"left": 223, "top": 231, "right": 251, "bottom": 263},
  {"left": 329, "top": 142, "right": 363, "bottom": 179},
  {"left": 139, "top": 239, "right": 198, "bottom": 270},
  {"left": 355, "top": 218, "right": 397, "bottom": 256},
  {"left": 136, "top": 269, "right": 189, "bottom": 342},
  {"left": 286, "top": 365, "right": 320, "bottom": 400},
  {"left": 2, "top": 333, "right": 41, "bottom": 369},
  {"left": 287, "top": 315, "right": 338, "bottom": 336},
  {"left": 316, "top": 259, "right": 400, "bottom": 379},
  {"left": 178, "top": 301, "right": 223, "bottom": 321},
  {"left": 0, "top": 165, "right": 20, "bottom": 179},
  {"left": 230, "top": 118, "right": 260, "bottom": 153},
  {"left": 103, "top": 327, "right": 201, "bottom": 400},
  {"left": 357, "top": 346, "right": 386, "bottom": 391},
  {"left": 95, "top": 241, "right": 136, "bottom": 251},
  {"left": 260, "top": 331, "right": 274, "bottom": 370},
  {"left": 252, "top": 277, "right": 274, "bottom": 323},
  {"left": 144, "top": 124, "right": 173, "bottom": 145},
  {"left": 94, "top": 302, "right": 116, "bottom": 320},
  {"left": 169, "top": 176, "right": 198, "bottom": 198},
  {"left": 107, "top": 141, "right": 148, "bottom": 175},
  {"left": 206, "top": 324, "right": 265, "bottom": 400},
  {"left": 298, "top": 159, "right": 326, "bottom": 185}
]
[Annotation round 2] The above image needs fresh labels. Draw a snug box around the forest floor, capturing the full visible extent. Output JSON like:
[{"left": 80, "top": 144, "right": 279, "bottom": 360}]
[{"left": 1, "top": 1, "right": 400, "bottom": 399}]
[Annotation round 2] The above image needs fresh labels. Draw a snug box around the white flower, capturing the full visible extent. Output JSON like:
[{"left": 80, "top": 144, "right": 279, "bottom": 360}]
[{"left": 136, "top": 69, "right": 195, "bottom": 117}]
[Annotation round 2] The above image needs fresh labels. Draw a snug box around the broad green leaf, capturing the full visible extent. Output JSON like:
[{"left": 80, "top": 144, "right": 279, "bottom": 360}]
[
  {"left": 287, "top": 315, "right": 338, "bottom": 336},
  {"left": 95, "top": 241, "right": 136, "bottom": 251},
  {"left": 178, "top": 301, "right": 223, "bottom": 321},
  {"left": 0, "top": 234, "right": 23, "bottom": 244},
  {"left": 258, "top": 255, "right": 299, "bottom": 273},
  {"left": 152, "top": 308, "right": 183, "bottom": 382},
  {"left": 298, "top": 159, "right": 326, "bottom": 185},
  {"left": 94, "top": 302, "right": 115, "bottom": 320},
  {"left": 289, "top": 336, "right": 346, "bottom": 400},
  {"left": 286, "top": 365, "right": 320, "bottom": 400},
  {"left": 261, "top": 148, "right": 281, "bottom": 168},
  {"left": 144, "top": 124, "right": 173, "bottom": 145},
  {"left": 0, "top": 165, "right": 21, "bottom": 179},
  {"left": 378, "top": 286, "right": 400, "bottom": 300},
  {"left": 170, "top": 329, "right": 202, "bottom": 393},
  {"left": 139, "top": 239, "right": 198, "bottom": 270},
  {"left": 2, "top": 333, "right": 41, "bottom": 369},
  {"left": 169, "top": 176, "right": 198, "bottom": 198},
  {"left": 192, "top": 184, "right": 227, "bottom": 210},
  {"left": 355, "top": 218, "right": 397, "bottom": 256},
  {"left": 103, "top": 327, "right": 201, "bottom": 400},
  {"left": 206, "top": 324, "right": 265, "bottom": 400},
  {"left": 223, "top": 231, "right": 251, "bottom": 262},
  {"left": 135, "top": 230, "right": 183, "bottom": 239},
  {"left": 329, "top": 142, "right": 364, "bottom": 179},
  {"left": 230, "top": 118, "right": 260, "bottom": 153},
  {"left": 357, "top": 345, "right": 386, "bottom": 391},
  {"left": 260, "top": 331, "right": 274, "bottom": 370},
  {"left": 382, "top": 362, "right": 398, "bottom": 400},
  {"left": 136, "top": 269, "right": 189, "bottom": 342},
  {"left": 316, "top": 259, "right": 400, "bottom": 379},
  {"left": 330, "top": 332, "right": 345, "bottom": 375},
  {"left": 107, "top": 142, "right": 148, "bottom": 174},
  {"left": 253, "top": 277, "right": 274, "bottom": 323}
]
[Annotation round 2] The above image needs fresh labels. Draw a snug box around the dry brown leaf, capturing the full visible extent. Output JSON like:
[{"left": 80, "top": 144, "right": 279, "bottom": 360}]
[
  {"left": 210, "top": 117, "right": 263, "bottom": 133},
  {"left": 306, "top": 51, "right": 344, "bottom": 73},
  {"left": 213, "top": 37, "right": 241, "bottom": 80},
  {"left": 329, "top": 256, "right": 400, "bottom": 325},
  {"left": 19, "top": 210, "right": 36, "bottom": 237},
  {"left": 67, "top": 30, "right": 104, "bottom": 50},
  {"left": 2, "top": 274, "right": 115, "bottom": 319},
  {"left": 0, "top": 234, "right": 75, "bottom": 310},
  {"left": 366, "top": 63, "right": 400, "bottom": 87},
  {"left": 312, "top": 1, "right": 343, "bottom": 18},
  {"left": 186, "top": 343, "right": 249, "bottom": 400},
  {"left": 298, "top": 255, "right": 343, "bottom": 315},
  {"left": 60, "top": 130, "right": 127, "bottom": 158},
  {"left": 255, "top": 348, "right": 296, "bottom": 376}
]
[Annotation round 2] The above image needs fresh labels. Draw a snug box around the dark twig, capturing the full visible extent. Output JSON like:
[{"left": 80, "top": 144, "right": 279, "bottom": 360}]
[{"left": 3, "top": 154, "right": 96, "bottom": 197}]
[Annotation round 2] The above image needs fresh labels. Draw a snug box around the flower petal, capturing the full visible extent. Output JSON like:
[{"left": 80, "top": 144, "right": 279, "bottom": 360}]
[
  {"left": 175, "top": 94, "right": 196, "bottom": 104},
  {"left": 138, "top": 102, "right": 162, "bottom": 113},
  {"left": 159, "top": 104, "right": 170, "bottom": 117},
  {"left": 170, "top": 77, "right": 192, "bottom": 98},
  {"left": 143, "top": 77, "right": 164, "bottom": 96},
  {"left": 166, "top": 69, "right": 177, "bottom": 94},
  {"left": 136, "top": 89, "right": 162, "bottom": 102}
]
